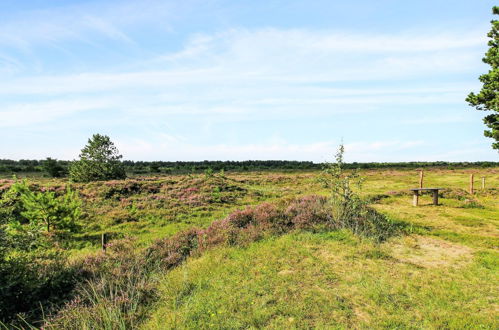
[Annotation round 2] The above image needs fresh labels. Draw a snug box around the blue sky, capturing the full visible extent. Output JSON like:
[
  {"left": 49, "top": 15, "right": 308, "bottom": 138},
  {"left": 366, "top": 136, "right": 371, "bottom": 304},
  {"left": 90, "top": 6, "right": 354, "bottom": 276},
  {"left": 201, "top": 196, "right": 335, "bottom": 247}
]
[{"left": 1, "top": 0, "right": 498, "bottom": 162}]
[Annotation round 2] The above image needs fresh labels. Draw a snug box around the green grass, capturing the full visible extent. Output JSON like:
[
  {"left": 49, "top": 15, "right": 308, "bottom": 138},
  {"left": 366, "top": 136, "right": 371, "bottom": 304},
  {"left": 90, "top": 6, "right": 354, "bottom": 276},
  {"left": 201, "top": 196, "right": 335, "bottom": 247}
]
[
  {"left": 142, "top": 167, "right": 498, "bottom": 329},
  {"left": 2, "top": 167, "right": 498, "bottom": 328},
  {"left": 144, "top": 232, "right": 497, "bottom": 329}
]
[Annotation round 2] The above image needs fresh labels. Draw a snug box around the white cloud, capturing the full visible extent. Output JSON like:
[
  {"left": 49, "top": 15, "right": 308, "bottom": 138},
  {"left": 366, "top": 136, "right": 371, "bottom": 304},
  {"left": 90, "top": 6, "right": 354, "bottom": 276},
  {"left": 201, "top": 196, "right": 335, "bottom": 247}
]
[
  {"left": 0, "top": 98, "right": 116, "bottom": 127},
  {"left": 345, "top": 140, "right": 425, "bottom": 153},
  {"left": 0, "top": 23, "right": 494, "bottom": 161},
  {"left": 0, "top": 0, "right": 178, "bottom": 49},
  {"left": 0, "top": 27, "right": 486, "bottom": 94},
  {"left": 423, "top": 146, "right": 498, "bottom": 161},
  {"left": 400, "top": 115, "right": 469, "bottom": 125},
  {"left": 111, "top": 135, "right": 432, "bottom": 162}
]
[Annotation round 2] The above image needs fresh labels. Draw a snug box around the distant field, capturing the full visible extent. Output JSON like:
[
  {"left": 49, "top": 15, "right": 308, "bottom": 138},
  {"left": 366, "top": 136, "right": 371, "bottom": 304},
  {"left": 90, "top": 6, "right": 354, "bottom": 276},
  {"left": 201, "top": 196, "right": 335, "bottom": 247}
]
[{"left": 1, "top": 167, "right": 498, "bottom": 328}]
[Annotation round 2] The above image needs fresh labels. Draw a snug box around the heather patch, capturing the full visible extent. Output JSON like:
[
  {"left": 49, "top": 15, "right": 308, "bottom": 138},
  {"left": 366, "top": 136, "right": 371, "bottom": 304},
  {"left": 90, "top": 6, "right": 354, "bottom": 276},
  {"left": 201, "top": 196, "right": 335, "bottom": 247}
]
[
  {"left": 2, "top": 167, "right": 497, "bottom": 328},
  {"left": 45, "top": 194, "right": 400, "bottom": 328}
]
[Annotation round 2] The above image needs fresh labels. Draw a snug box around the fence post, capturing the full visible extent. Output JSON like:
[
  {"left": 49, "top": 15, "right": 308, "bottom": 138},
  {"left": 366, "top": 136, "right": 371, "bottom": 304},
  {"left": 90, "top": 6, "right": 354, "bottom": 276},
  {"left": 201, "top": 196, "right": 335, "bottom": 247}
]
[
  {"left": 469, "top": 174, "right": 474, "bottom": 195},
  {"left": 419, "top": 170, "right": 424, "bottom": 189},
  {"left": 482, "top": 177, "right": 485, "bottom": 190},
  {"left": 102, "top": 233, "right": 108, "bottom": 252}
]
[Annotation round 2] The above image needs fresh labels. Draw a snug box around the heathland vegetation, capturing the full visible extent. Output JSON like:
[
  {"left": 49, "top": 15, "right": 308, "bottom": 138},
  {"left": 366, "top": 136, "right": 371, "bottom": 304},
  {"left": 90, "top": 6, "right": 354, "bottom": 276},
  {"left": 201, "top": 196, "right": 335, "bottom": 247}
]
[
  {"left": 0, "top": 140, "right": 497, "bottom": 328},
  {"left": 2, "top": 4, "right": 499, "bottom": 329}
]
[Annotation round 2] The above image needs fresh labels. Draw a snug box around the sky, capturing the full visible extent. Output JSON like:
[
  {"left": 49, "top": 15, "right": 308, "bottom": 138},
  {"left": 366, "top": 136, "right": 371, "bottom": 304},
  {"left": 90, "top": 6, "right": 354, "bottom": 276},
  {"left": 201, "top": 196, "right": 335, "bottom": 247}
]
[{"left": 1, "top": 0, "right": 498, "bottom": 162}]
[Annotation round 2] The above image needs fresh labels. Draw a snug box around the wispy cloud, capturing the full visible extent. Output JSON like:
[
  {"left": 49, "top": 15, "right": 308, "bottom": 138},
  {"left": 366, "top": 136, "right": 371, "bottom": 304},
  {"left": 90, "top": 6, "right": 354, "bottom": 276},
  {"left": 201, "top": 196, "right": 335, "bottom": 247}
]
[
  {"left": 0, "top": 27, "right": 485, "bottom": 94},
  {"left": 0, "top": 0, "right": 178, "bottom": 49},
  {"left": 0, "top": 98, "right": 117, "bottom": 127},
  {"left": 108, "top": 136, "right": 436, "bottom": 162},
  {"left": 0, "top": 1, "right": 495, "bottom": 161}
]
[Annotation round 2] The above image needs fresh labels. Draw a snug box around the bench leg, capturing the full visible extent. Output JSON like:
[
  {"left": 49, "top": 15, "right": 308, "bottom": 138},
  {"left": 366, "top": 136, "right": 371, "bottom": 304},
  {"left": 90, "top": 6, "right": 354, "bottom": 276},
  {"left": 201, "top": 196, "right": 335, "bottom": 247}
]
[
  {"left": 433, "top": 190, "right": 439, "bottom": 206},
  {"left": 413, "top": 191, "right": 419, "bottom": 206}
]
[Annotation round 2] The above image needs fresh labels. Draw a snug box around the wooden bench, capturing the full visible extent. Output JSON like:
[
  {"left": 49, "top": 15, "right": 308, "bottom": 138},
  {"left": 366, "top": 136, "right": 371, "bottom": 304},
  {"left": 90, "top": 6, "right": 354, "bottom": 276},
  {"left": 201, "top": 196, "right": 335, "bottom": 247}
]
[{"left": 410, "top": 188, "right": 443, "bottom": 206}]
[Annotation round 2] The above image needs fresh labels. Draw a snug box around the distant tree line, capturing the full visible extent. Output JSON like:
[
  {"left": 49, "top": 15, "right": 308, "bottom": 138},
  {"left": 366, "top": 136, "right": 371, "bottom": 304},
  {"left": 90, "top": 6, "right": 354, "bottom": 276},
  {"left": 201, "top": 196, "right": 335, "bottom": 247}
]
[{"left": 1, "top": 159, "right": 498, "bottom": 177}]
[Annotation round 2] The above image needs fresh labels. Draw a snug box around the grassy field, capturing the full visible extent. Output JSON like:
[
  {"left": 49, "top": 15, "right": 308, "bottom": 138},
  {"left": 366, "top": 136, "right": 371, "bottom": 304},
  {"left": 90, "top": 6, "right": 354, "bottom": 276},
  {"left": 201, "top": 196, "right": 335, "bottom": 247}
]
[
  {"left": 141, "top": 168, "right": 499, "bottom": 329},
  {"left": 1, "top": 167, "right": 498, "bottom": 328}
]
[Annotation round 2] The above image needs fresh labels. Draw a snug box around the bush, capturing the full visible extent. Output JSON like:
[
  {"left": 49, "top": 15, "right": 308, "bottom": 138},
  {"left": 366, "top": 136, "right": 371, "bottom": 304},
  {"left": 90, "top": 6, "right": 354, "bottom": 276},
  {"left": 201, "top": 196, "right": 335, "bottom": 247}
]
[{"left": 0, "top": 249, "right": 78, "bottom": 326}]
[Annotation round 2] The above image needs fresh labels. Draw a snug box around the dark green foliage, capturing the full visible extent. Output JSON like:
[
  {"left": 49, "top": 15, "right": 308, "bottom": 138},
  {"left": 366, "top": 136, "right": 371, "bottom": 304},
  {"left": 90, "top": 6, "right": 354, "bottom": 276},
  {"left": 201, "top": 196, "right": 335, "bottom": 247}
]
[
  {"left": 0, "top": 249, "right": 78, "bottom": 326},
  {"left": 0, "top": 180, "right": 85, "bottom": 325},
  {"left": 43, "top": 157, "right": 66, "bottom": 178},
  {"left": 149, "top": 162, "right": 161, "bottom": 173},
  {"left": 466, "top": 6, "right": 499, "bottom": 150},
  {"left": 1, "top": 158, "right": 498, "bottom": 176},
  {"left": 69, "top": 134, "right": 126, "bottom": 182}
]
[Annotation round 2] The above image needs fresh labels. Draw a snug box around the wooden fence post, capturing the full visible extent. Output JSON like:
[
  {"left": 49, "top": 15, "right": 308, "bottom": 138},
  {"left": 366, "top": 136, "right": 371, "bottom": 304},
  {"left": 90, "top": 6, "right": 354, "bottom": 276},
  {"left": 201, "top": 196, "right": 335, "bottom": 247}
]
[
  {"left": 482, "top": 177, "right": 485, "bottom": 190},
  {"left": 102, "top": 233, "right": 108, "bottom": 252},
  {"left": 419, "top": 170, "right": 424, "bottom": 189},
  {"left": 469, "top": 174, "right": 474, "bottom": 195}
]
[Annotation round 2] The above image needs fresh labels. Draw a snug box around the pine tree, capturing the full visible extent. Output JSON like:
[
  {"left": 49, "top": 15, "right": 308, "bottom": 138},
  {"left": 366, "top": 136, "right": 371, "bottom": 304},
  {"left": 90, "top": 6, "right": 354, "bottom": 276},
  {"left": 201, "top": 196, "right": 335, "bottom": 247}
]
[
  {"left": 69, "top": 134, "right": 126, "bottom": 182},
  {"left": 466, "top": 6, "right": 499, "bottom": 150}
]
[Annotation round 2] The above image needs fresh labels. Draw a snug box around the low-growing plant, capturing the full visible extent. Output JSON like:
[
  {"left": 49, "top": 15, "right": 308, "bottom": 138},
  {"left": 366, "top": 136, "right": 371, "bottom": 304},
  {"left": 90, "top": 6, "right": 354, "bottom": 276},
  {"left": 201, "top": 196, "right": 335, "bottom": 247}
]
[
  {"left": 0, "top": 178, "right": 30, "bottom": 226},
  {"left": 0, "top": 181, "right": 86, "bottom": 325},
  {"left": 461, "top": 199, "right": 485, "bottom": 209}
]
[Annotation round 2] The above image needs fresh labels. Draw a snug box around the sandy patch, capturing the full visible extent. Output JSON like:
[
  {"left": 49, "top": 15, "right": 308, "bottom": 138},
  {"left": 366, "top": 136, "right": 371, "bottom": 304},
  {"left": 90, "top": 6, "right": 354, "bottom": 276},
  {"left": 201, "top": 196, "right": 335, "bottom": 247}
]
[
  {"left": 391, "top": 235, "right": 473, "bottom": 268},
  {"left": 278, "top": 269, "right": 295, "bottom": 276}
]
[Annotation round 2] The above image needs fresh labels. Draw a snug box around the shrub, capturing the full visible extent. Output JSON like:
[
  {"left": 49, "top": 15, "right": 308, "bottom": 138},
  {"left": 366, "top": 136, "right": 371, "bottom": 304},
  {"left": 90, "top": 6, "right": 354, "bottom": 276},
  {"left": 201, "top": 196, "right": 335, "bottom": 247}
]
[
  {"left": 285, "top": 195, "right": 331, "bottom": 229},
  {"left": 317, "top": 145, "right": 401, "bottom": 241},
  {"left": 145, "top": 229, "right": 201, "bottom": 270},
  {"left": 0, "top": 249, "right": 78, "bottom": 326}
]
